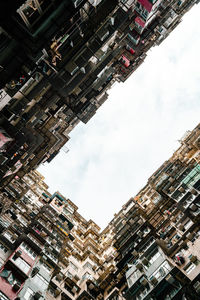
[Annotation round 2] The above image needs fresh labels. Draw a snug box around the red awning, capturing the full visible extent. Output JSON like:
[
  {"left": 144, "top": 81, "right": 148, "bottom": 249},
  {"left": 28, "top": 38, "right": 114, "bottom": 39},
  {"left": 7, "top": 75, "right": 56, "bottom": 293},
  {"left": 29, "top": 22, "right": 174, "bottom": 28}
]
[
  {"left": 121, "top": 55, "right": 130, "bottom": 68},
  {"left": 138, "top": 0, "right": 153, "bottom": 12},
  {"left": 135, "top": 16, "right": 146, "bottom": 28}
]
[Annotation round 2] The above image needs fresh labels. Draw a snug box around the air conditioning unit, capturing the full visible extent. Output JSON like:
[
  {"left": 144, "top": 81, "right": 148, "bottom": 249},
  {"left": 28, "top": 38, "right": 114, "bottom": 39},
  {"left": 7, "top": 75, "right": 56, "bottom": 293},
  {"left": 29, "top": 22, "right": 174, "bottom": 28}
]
[
  {"left": 165, "top": 274, "right": 175, "bottom": 284},
  {"left": 13, "top": 234, "right": 18, "bottom": 240},
  {"left": 72, "top": 286, "right": 78, "bottom": 293},
  {"left": 190, "top": 204, "right": 198, "bottom": 211},
  {"left": 138, "top": 231, "right": 143, "bottom": 237},
  {"left": 190, "top": 255, "right": 197, "bottom": 263},
  {"left": 15, "top": 250, "right": 22, "bottom": 257},
  {"left": 187, "top": 232, "right": 195, "bottom": 241},
  {"left": 73, "top": 274, "right": 80, "bottom": 281},
  {"left": 191, "top": 189, "right": 197, "bottom": 195},
  {"left": 55, "top": 288, "right": 61, "bottom": 297},
  {"left": 136, "top": 263, "right": 143, "bottom": 270},
  {"left": 89, "top": 283, "right": 95, "bottom": 290},
  {"left": 178, "top": 187, "right": 185, "bottom": 193},
  {"left": 13, "top": 250, "right": 22, "bottom": 260},
  {"left": 55, "top": 273, "right": 63, "bottom": 281},
  {"left": 159, "top": 267, "right": 166, "bottom": 277},
  {"left": 142, "top": 258, "right": 149, "bottom": 266},
  {"left": 150, "top": 277, "right": 158, "bottom": 286},
  {"left": 140, "top": 277, "right": 148, "bottom": 286},
  {"left": 178, "top": 224, "right": 184, "bottom": 231},
  {"left": 31, "top": 267, "right": 40, "bottom": 277},
  {"left": 132, "top": 250, "right": 138, "bottom": 257},
  {"left": 34, "top": 291, "right": 43, "bottom": 300}
]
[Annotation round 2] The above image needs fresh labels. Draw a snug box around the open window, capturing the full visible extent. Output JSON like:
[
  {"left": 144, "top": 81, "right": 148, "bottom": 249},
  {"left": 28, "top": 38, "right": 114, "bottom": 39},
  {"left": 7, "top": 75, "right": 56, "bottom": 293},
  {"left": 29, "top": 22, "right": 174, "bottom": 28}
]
[{"left": 17, "top": 0, "right": 51, "bottom": 29}]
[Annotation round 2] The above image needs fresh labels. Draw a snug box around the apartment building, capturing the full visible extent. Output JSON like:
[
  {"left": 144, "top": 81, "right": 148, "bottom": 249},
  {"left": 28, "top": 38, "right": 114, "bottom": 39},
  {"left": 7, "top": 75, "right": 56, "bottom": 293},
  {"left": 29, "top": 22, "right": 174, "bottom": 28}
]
[
  {"left": 0, "top": 124, "right": 200, "bottom": 299},
  {"left": 0, "top": 0, "right": 199, "bottom": 184}
]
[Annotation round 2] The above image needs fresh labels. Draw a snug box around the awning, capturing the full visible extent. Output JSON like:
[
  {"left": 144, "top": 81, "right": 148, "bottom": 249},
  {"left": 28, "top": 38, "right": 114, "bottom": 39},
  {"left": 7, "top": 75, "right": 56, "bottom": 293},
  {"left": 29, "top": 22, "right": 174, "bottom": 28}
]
[
  {"left": 135, "top": 16, "right": 146, "bottom": 28},
  {"left": 121, "top": 55, "right": 130, "bottom": 68},
  {"left": 138, "top": 0, "right": 153, "bottom": 12}
]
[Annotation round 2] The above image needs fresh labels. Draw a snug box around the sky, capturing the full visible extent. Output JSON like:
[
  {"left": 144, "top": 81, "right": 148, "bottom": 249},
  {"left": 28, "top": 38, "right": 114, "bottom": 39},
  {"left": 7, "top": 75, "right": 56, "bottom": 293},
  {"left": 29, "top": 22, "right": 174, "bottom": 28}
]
[{"left": 39, "top": 5, "right": 200, "bottom": 230}]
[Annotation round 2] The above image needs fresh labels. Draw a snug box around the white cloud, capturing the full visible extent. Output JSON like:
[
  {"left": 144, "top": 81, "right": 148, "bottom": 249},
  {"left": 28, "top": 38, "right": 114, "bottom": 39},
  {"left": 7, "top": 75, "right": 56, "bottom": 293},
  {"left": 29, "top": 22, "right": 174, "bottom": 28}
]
[{"left": 39, "top": 5, "right": 200, "bottom": 229}]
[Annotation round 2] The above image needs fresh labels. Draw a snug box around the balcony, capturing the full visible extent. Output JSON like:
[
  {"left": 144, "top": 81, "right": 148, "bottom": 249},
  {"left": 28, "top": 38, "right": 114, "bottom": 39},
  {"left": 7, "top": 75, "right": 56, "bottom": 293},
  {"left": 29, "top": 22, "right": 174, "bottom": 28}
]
[
  {"left": 189, "top": 202, "right": 200, "bottom": 216},
  {"left": 0, "top": 267, "right": 23, "bottom": 300},
  {"left": 8, "top": 254, "right": 31, "bottom": 278},
  {"left": 0, "top": 218, "right": 11, "bottom": 231},
  {"left": 43, "top": 247, "right": 58, "bottom": 267},
  {"left": 0, "top": 231, "right": 18, "bottom": 248},
  {"left": 25, "top": 233, "right": 45, "bottom": 252}
]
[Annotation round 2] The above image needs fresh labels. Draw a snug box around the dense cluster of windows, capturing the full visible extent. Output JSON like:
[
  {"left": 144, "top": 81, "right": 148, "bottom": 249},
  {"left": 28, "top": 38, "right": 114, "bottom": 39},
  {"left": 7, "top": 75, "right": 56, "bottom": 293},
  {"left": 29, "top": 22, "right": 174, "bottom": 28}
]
[{"left": 20, "top": 242, "right": 37, "bottom": 260}]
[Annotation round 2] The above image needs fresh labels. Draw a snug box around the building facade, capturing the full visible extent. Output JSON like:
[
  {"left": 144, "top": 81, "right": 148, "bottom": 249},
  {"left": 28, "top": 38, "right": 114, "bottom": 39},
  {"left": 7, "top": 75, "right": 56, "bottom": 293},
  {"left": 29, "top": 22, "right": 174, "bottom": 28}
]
[
  {"left": 0, "top": 124, "right": 200, "bottom": 299},
  {"left": 0, "top": 0, "right": 199, "bottom": 184}
]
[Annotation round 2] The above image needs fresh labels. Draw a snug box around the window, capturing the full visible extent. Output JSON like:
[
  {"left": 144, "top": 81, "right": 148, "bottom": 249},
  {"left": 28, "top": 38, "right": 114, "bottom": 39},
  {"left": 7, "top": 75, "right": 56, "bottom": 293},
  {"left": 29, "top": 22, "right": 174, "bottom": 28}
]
[
  {"left": 66, "top": 271, "right": 73, "bottom": 279},
  {"left": 33, "top": 274, "right": 48, "bottom": 291},
  {"left": 69, "top": 261, "right": 78, "bottom": 272},
  {"left": 185, "top": 263, "right": 196, "bottom": 274},
  {"left": 82, "top": 272, "right": 92, "bottom": 280},
  {"left": 41, "top": 263, "right": 52, "bottom": 273},
  {"left": 24, "top": 287, "right": 34, "bottom": 300},
  {"left": 149, "top": 251, "right": 161, "bottom": 265},
  {"left": 20, "top": 242, "right": 37, "bottom": 259},
  {"left": 0, "top": 242, "right": 8, "bottom": 253},
  {"left": 184, "top": 220, "right": 193, "bottom": 230},
  {"left": 17, "top": 0, "right": 50, "bottom": 28},
  {"left": 127, "top": 269, "right": 141, "bottom": 287},
  {"left": 83, "top": 262, "right": 93, "bottom": 270},
  {"left": 3, "top": 231, "right": 16, "bottom": 243},
  {"left": 14, "top": 257, "right": 31, "bottom": 274},
  {"left": 18, "top": 215, "right": 28, "bottom": 226}
]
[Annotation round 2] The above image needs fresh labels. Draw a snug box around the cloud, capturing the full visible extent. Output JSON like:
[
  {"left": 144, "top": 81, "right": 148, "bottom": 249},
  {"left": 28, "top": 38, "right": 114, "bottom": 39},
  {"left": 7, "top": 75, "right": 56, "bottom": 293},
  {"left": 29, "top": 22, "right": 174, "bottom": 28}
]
[{"left": 39, "top": 5, "right": 200, "bottom": 229}]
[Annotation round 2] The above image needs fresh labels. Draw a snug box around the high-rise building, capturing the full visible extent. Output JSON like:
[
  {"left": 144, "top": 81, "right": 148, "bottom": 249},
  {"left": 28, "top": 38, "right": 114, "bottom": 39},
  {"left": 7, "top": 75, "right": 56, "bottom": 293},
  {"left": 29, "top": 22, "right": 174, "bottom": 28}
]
[
  {"left": 0, "top": 0, "right": 199, "bottom": 184},
  {"left": 0, "top": 123, "right": 200, "bottom": 299}
]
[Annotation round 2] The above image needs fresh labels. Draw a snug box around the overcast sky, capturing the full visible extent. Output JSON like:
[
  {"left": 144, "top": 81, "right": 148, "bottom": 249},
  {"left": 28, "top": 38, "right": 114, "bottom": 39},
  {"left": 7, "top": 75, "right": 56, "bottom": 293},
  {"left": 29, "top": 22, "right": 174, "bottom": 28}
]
[{"left": 39, "top": 5, "right": 200, "bottom": 229}]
